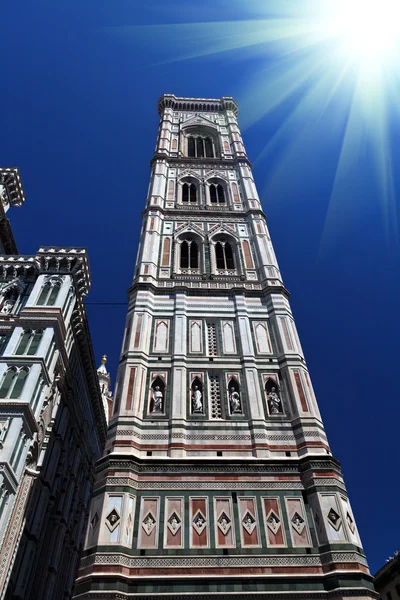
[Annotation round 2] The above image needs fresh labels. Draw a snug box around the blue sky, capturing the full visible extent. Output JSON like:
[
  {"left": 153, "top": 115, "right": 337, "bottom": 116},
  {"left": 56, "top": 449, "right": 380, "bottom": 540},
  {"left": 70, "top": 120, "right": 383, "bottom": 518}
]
[{"left": 2, "top": 0, "right": 400, "bottom": 573}]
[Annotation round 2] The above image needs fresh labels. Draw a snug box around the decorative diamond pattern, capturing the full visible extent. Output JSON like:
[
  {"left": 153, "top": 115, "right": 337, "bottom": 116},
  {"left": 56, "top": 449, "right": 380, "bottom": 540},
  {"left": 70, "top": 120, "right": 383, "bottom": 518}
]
[
  {"left": 346, "top": 512, "right": 355, "bottom": 534},
  {"left": 242, "top": 511, "right": 256, "bottom": 535},
  {"left": 327, "top": 508, "right": 342, "bottom": 531},
  {"left": 192, "top": 510, "right": 207, "bottom": 535},
  {"left": 266, "top": 510, "right": 281, "bottom": 535},
  {"left": 167, "top": 512, "right": 181, "bottom": 536},
  {"left": 105, "top": 508, "right": 120, "bottom": 532},
  {"left": 291, "top": 512, "right": 305, "bottom": 535},
  {"left": 142, "top": 511, "right": 156, "bottom": 536},
  {"left": 217, "top": 511, "right": 232, "bottom": 535}
]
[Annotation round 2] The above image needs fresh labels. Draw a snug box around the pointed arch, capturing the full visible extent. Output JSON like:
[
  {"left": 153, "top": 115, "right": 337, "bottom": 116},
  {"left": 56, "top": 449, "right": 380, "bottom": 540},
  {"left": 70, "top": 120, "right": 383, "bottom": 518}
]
[
  {"left": 228, "top": 377, "right": 242, "bottom": 414},
  {"left": 0, "top": 367, "right": 17, "bottom": 399},
  {"left": 191, "top": 376, "right": 203, "bottom": 414},
  {"left": 154, "top": 320, "right": 169, "bottom": 352},
  {"left": 150, "top": 376, "right": 166, "bottom": 414},
  {"left": 265, "top": 378, "right": 283, "bottom": 415},
  {"left": 190, "top": 321, "right": 202, "bottom": 353},
  {"left": 254, "top": 322, "right": 272, "bottom": 354}
]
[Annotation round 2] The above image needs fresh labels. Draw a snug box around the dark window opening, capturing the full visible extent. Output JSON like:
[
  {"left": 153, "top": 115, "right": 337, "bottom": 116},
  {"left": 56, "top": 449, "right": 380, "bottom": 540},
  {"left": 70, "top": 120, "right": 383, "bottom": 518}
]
[
  {"left": 188, "top": 137, "right": 196, "bottom": 157},
  {"left": 205, "top": 137, "right": 214, "bottom": 157},
  {"left": 182, "top": 182, "right": 197, "bottom": 203},
  {"left": 196, "top": 137, "right": 204, "bottom": 157},
  {"left": 225, "top": 242, "right": 234, "bottom": 269},
  {"left": 216, "top": 242, "right": 225, "bottom": 269},
  {"left": 181, "top": 241, "right": 189, "bottom": 268},
  {"left": 210, "top": 184, "right": 225, "bottom": 204},
  {"left": 181, "top": 240, "right": 198, "bottom": 269},
  {"left": 187, "top": 136, "right": 215, "bottom": 158},
  {"left": 190, "top": 241, "right": 198, "bottom": 268}
]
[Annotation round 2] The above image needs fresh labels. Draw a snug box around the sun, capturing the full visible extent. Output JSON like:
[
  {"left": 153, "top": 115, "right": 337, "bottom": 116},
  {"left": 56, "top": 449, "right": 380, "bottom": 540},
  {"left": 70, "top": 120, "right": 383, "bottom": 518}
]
[{"left": 325, "top": 0, "right": 400, "bottom": 65}]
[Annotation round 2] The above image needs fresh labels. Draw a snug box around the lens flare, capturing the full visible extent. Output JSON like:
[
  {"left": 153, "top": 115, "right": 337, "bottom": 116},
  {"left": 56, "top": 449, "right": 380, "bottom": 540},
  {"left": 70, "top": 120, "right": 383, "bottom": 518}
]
[{"left": 326, "top": 0, "right": 400, "bottom": 67}]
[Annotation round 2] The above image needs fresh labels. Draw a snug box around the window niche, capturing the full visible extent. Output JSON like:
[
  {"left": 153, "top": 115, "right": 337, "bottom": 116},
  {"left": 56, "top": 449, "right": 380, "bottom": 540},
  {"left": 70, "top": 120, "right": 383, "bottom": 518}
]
[
  {"left": 178, "top": 178, "right": 200, "bottom": 206},
  {"left": 191, "top": 377, "right": 204, "bottom": 415},
  {"left": 209, "top": 184, "right": 225, "bottom": 204},
  {"left": 149, "top": 376, "right": 166, "bottom": 415},
  {"left": 36, "top": 278, "right": 62, "bottom": 306},
  {"left": 215, "top": 241, "right": 235, "bottom": 270},
  {"left": 15, "top": 330, "right": 43, "bottom": 356},
  {"left": 227, "top": 378, "right": 242, "bottom": 415},
  {"left": 0, "top": 367, "right": 29, "bottom": 399},
  {"left": 265, "top": 379, "right": 284, "bottom": 416},
  {"left": 175, "top": 236, "right": 202, "bottom": 275}
]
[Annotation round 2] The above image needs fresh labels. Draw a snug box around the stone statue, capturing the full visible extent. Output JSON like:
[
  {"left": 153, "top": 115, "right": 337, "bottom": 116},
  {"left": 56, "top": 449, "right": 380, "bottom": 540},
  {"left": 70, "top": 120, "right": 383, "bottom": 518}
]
[
  {"left": 229, "top": 387, "right": 241, "bottom": 413},
  {"left": 268, "top": 387, "right": 282, "bottom": 414},
  {"left": 192, "top": 385, "right": 203, "bottom": 413},
  {"left": 151, "top": 386, "right": 163, "bottom": 413},
  {"left": 0, "top": 298, "right": 14, "bottom": 315}
]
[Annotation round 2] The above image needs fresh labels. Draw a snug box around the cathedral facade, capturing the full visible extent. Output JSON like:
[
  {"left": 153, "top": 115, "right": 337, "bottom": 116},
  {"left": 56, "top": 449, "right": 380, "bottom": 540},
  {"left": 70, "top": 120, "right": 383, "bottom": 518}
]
[
  {"left": 74, "top": 95, "right": 376, "bottom": 599},
  {"left": 0, "top": 169, "right": 108, "bottom": 599}
]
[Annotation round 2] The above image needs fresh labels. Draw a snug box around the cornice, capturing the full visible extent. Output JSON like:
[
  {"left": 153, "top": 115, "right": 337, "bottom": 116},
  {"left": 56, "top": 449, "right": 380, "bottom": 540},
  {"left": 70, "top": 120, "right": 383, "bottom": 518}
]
[
  {"left": 94, "top": 453, "right": 341, "bottom": 475},
  {"left": 127, "top": 280, "right": 290, "bottom": 301},
  {"left": 0, "top": 247, "right": 91, "bottom": 298},
  {"left": 150, "top": 154, "right": 252, "bottom": 169},
  {"left": 157, "top": 94, "right": 239, "bottom": 117},
  {"left": 141, "top": 204, "right": 266, "bottom": 221}
]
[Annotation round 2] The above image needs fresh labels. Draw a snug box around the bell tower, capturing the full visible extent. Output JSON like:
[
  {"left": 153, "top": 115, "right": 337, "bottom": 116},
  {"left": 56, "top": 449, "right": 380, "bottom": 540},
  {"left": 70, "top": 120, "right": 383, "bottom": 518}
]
[{"left": 74, "top": 95, "right": 376, "bottom": 600}]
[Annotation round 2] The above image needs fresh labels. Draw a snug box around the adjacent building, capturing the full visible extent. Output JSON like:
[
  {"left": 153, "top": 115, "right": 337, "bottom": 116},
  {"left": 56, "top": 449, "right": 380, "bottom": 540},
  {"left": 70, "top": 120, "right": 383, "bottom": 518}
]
[
  {"left": 74, "top": 95, "right": 377, "bottom": 599},
  {"left": 374, "top": 551, "right": 400, "bottom": 600},
  {"left": 0, "top": 168, "right": 108, "bottom": 599}
]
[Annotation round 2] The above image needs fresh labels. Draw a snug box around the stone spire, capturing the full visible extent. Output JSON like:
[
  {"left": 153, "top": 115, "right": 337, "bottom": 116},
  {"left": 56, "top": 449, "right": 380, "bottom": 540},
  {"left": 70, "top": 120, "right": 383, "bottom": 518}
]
[{"left": 97, "top": 355, "right": 112, "bottom": 424}]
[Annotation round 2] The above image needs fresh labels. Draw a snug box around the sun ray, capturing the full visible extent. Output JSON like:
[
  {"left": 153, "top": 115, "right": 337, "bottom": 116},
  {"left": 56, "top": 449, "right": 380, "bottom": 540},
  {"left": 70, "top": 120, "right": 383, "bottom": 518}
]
[{"left": 106, "top": 0, "right": 400, "bottom": 255}]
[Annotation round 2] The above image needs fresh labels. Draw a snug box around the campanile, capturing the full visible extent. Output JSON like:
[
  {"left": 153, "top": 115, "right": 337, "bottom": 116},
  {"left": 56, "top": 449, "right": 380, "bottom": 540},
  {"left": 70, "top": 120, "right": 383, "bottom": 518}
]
[{"left": 74, "top": 95, "right": 376, "bottom": 600}]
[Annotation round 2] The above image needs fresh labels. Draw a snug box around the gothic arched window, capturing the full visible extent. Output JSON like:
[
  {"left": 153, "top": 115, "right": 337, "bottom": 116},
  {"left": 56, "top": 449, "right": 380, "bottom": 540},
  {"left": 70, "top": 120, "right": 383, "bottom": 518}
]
[
  {"left": 37, "top": 279, "right": 62, "bottom": 306},
  {"left": 186, "top": 136, "right": 215, "bottom": 158},
  {"left": 209, "top": 184, "right": 225, "bottom": 204},
  {"left": 0, "top": 367, "right": 29, "bottom": 399},
  {"left": 182, "top": 183, "right": 197, "bottom": 203},
  {"left": 15, "top": 329, "right": 43, "bottom": 356},
  {"left": 215, "top": 241, "right": 235, "bottom": 270},
  {"left": 180, "top": 241, "right": 199, "bottom": 269}
]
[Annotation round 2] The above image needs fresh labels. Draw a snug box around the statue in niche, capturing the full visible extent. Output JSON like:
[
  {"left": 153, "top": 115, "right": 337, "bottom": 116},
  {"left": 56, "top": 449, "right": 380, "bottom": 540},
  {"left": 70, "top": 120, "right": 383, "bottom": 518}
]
[
  {"left": 151, "top": 386, "right": 163, "bottom": 413},
  {"left": 229, "top": 386, "right": 241, "bottom": 413},
  {"left": 268, "top": 386, "right": 283, "bottom": 414},
  {"left": 192, "top": 385, "right": 203, "bottom": 413},
  {"left": 0, "top": 298, "right": 14, "bottom": 315}
]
